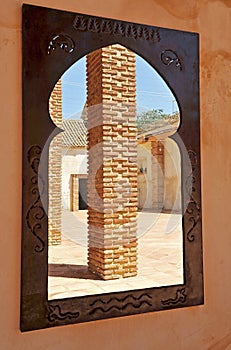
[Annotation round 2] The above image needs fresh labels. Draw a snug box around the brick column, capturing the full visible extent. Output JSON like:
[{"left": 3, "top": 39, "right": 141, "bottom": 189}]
[
  {"left": 87, "top": 45, "right": 138, "bottom": 280},
  {"left": 48, "top": 80, "right": 62, "bottom": 245},
  {"left": 151, "top": 140, "right": 165, "bottom": 210},
  {"left": 71, "top": 174, "right": 79, "bottom": 211}
]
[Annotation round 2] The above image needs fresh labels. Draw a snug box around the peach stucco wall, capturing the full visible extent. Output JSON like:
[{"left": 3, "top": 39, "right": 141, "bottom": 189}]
[{"left": 0, "top": 0, "right": 230, "bottom": 349}]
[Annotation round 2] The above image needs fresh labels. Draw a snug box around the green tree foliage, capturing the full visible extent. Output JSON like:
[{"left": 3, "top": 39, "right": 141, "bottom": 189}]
[
  {"left": 137, "top": 109, "right": 179, "bottom": 131},
  {"left": 137, "top": 109, "right": 167, "bottom": 129}
]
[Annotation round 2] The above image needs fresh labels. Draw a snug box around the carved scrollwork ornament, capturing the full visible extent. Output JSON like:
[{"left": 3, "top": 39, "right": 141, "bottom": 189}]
[
  {"left": 161, "top": 288, "right": 187, "bottom": 306},
  {"left": 26, "top": 145, "right": 45, "bottom": 253},
  {"left": 47, "top": 34, "right": 75, "bottom": 55},
  {"left": 185, "top": 150, "right": 201, "bottom": 242},
  {"left": 161, "top": 49, "right": 182, "bottom": 70},
  {"left": 47, "top": 304, "right": 80, "bottom": 322}
]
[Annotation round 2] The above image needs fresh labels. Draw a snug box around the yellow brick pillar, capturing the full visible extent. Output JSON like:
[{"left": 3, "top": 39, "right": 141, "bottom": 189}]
[
  {"left": 48, "top": 80, "right": 62, "bottom": 245},
  {"left": 87, "top": 45, "right": 138, "bottom": 280},
  {"left": 151, "top": 139, "right": 165, "bottom": 210}
]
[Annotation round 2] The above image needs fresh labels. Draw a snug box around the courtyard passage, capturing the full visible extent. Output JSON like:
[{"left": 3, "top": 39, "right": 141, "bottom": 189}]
[{"left": 48, "top": 210, "right": 183, "bottom": 299}]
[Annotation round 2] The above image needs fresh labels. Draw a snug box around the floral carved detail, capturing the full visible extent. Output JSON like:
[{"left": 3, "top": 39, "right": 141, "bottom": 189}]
[
  {"left": 26, "top": 145, "right": 45, "bottom": 253},
  {"left": 47, "top": 304, "right": 80, "bottom": 322},
  {"left": 89, "top": 293, "right": 152, "bottom": 315},
  {"left": 161, "top": 49, "right": 182, "bottom": 70},
  {"left": 185, "top": 150, "right": 200, "bottom": 242},
  {"left": 73, "top": 15, "right": 161, "bottom": 43},
  {"left": 161, "top": 288, "right": 187, "bottom": 306},
  {"left": 47, "top": 34, "right": 75, "bottom": 55}
]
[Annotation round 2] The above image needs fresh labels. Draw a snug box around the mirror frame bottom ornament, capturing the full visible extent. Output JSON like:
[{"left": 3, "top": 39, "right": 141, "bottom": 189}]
[{"left": 21, "top": 4, "right": 203, "bottom": 331}]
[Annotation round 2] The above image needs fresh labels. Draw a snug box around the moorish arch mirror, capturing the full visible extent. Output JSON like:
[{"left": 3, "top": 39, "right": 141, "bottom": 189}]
[{"left": 21, "top": 4, "right": 203, "bottom": 331}]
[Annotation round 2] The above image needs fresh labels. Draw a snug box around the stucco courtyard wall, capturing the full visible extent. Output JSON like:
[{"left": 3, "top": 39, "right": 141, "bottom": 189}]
[
  {"left": 164, "top": 138, "right": 181, "bottom": 212},
  {"left": 62, "top": 148, "right": 87, "bottom": 210},
  {"left": 0, "top": 0, "right": 230, "bottom": 349}
]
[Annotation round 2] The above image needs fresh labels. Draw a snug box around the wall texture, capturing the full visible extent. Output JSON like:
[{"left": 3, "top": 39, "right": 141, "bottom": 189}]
[
  {"left": 0, "top": 0, "right": 230, "bottom": 349},
  {"left": 62, "top": 148, "right": 87, "bottom": 210}
]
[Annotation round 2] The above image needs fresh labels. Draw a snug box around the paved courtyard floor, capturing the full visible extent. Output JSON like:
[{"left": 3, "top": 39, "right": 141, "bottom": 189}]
[{"left": 48, "top": 210, "right": 184, "bottom": 300}]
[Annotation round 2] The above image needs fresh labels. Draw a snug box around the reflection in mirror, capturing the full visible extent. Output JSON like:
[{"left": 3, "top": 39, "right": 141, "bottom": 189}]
[{"left": 47, "top": 45, "right": 183, "bottom": 300}]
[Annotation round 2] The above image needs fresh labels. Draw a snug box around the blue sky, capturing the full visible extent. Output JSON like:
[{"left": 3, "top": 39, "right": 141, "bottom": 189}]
[{"left": 61, "top": 55, "right": 178, "bottom": 119}]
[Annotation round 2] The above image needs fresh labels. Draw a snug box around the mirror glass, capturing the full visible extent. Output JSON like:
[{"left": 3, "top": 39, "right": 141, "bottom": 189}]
[{"left": 47, "top": 45, "right": 183, "bottom": 300}]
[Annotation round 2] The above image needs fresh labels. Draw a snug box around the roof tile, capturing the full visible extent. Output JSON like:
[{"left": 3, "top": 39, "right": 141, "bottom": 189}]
[{"left": 62, "top": 120, "right": 87, "bottom": 147}]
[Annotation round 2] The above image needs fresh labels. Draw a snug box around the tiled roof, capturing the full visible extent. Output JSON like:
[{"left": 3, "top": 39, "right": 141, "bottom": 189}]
[
  {"left": 62, "top": 119, "right": 178, "bottom": 147},
  {"left": 62, "top": 119, "right": 87, "bottom": 147},
  {"left": 137, "top": 123, "right": 178, "bottom": 138}
]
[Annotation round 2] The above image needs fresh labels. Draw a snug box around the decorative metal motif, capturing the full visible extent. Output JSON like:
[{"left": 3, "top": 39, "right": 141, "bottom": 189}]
[
  {"left": 186, "top": 199, "right": 200, "bottom": 242},
  {"left": 185, "top": 150, "right": 200, "bottom": 242},
  {"left": 73, "top": 15, "right": 161, "bottom": 43},
  {"left": 47, "top": 304, "right": 80, "bottom": 322},
  {"left": 27, "top": 145, "right": 41, "bottom": 174},
  {"left": 161, "top": 49, "right": 182, "bottom": 70},
  {"left": 89, "top": 293, "right": 152, "bottom": 315},
  {"left": 47, "top": 34, "right": 75, "bottom": 55},
  {"left": 161, "top": 288, "right": 187, "bottom": 306},
  {"left": 26, "top": 145, "right": 45, "bottom": 253}
]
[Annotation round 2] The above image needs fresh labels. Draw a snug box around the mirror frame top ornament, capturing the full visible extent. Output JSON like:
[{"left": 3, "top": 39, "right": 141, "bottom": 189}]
[{"left": 21, "top": 4, "right": 203, "bottom": 331}]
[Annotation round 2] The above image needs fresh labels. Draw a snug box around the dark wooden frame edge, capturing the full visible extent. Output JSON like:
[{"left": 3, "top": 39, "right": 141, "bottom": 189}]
[{"left": 21, "top": 4, "right": 203, "bottom": 332}]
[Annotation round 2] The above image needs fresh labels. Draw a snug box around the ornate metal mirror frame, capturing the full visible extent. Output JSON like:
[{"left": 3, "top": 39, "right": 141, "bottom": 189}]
[{"left": 21, "top": 4, "right": 203, "bottom": 331}]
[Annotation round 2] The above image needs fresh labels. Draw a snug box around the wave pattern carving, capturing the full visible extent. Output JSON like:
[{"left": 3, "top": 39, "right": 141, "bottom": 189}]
[{"left": 89, "top": 293, "right": 152, "bottom": 315}]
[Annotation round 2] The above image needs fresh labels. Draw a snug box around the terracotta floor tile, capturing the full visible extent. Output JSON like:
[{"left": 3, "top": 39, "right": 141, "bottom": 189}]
[{"left": 48, "top": 210, "right": 183, "bottom": 299}]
